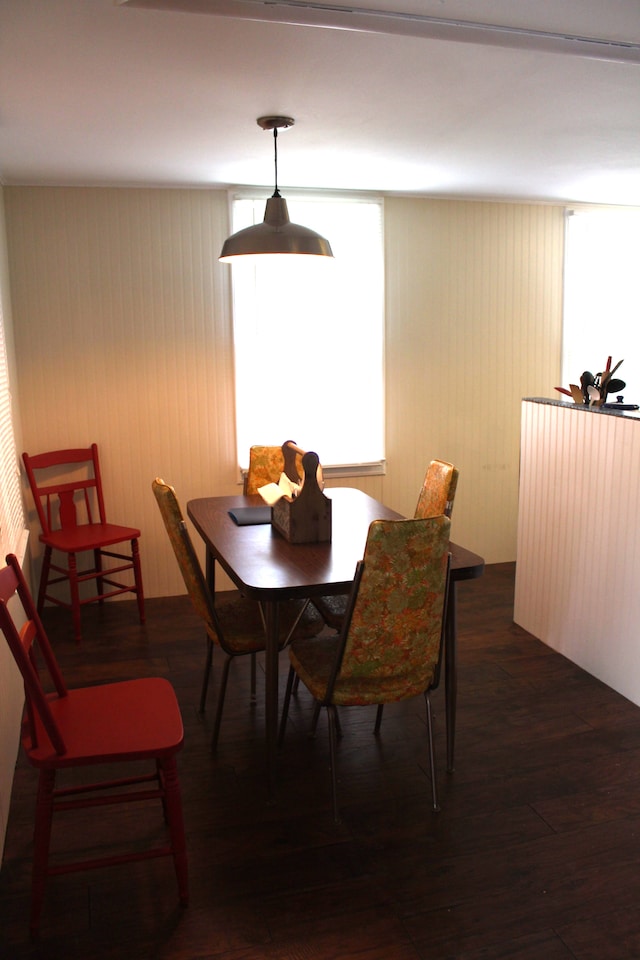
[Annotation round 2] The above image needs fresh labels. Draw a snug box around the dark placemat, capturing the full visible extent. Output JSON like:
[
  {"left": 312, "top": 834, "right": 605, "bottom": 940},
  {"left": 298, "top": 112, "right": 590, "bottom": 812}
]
[{"left": 228, "top": 506, "right": 272, "bottom": 526}]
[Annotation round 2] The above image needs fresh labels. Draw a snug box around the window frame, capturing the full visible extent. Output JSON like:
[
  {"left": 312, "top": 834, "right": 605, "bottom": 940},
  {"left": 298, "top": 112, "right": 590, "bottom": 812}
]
[
  {"left": 226, "top": 189, "right": 386, "bottom": 478},
  {"left": 562, "top": 205, "right": 640, "bottom": 401}
]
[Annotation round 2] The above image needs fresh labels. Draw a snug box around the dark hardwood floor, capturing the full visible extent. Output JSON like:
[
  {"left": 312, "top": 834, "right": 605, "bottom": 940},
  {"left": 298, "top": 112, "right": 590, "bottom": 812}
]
[{"left": 2, "top": 563, "right": 640, "bottom": 959}]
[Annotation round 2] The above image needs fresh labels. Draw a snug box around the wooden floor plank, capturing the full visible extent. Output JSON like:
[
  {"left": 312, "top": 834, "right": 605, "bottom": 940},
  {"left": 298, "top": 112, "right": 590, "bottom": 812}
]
[{"left": 2, "top": 563, "right": 640, "bottom": 959}]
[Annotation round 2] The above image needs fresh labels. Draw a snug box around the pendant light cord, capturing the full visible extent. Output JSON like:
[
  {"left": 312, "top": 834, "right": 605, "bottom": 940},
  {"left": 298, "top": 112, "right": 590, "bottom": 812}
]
[{"left": 272, "top": 128, "right": 281, "bottom": 198}]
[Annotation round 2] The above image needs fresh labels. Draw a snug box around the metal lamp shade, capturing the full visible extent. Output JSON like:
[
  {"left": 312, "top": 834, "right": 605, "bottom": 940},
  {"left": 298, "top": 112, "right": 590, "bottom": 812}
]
[{"left": 219, "top": 196, "right": 333, "bottom": 261}]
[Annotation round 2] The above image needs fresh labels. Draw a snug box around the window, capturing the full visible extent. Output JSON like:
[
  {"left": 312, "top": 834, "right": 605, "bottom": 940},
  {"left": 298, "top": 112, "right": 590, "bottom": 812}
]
[
  {"left": 229, "top": 193, "right": 385, "bottom": 472},
  {"left": 563, "top": 208, "right": 640, "bottom": 400},
  {"left": 0, "top": 300, "right": 26, "bottom": 560}
]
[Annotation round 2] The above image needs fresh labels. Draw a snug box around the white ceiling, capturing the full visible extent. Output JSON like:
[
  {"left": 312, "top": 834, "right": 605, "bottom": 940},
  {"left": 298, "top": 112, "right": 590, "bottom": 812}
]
[{"left": 2, "top": 0, "right": 640, "bottom": 205}]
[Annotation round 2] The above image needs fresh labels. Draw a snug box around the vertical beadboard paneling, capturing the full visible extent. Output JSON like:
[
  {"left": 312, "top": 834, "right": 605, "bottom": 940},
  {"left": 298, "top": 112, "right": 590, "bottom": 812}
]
[
  {"left": 0, "top": 185, "right": 572, "bottom": 868},
  {"left": 515, "top": 400, "right": 640, "bottom": 706},
  {"left": 384, "top": 198, "right": 565, "bottom": 561},
  {"left": 5, "top": 186, "right": 236, "bottom": 598},
  {"left": 6, "top": 188, "right": 566, "bottom": 600},
  {"left": 0, "top": 186, "right": 26, "bottom": 859}
]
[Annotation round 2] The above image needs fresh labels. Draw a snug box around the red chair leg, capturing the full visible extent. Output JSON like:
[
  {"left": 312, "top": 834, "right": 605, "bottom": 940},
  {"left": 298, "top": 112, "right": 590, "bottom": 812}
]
[
  {"left": 36, "top": 547, "right": 52, "bottom": 614},
  {"left": 31, "top": 769, "right": 55, "bottom": 937},
  {"left": 131, "top": 538, "right": 145, "bottom": 624},
  {"left": 94, "top": 547, "right": 104, "bottom": 604},
  {"left": 68, "top": 552, "right": 82, "bottom": 644},
  {"left": 160, "top": 757, "right": 189, "bottom": 907}
]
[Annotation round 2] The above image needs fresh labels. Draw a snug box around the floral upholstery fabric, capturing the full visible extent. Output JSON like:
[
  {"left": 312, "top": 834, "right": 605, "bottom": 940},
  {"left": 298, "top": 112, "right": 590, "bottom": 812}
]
[
  {"left": 244, "top": 444, "right": 304, "bottom": 495},
  {"left": 313, "top": 461, "right": 458, "bottom": 631},
  {"left": 414, "top": 459, "right": 459, "bottom": 521},
  {"left": 290, "top": 516, "right": 450, "bottom": 707}
]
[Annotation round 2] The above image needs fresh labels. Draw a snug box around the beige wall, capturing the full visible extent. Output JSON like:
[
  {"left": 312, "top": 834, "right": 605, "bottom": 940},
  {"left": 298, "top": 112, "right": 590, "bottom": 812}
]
[
  {"left": 0, "top": 185, "right": 565, "bottom": 860},
  {"left": 5, "top": 187, "right": 238, "bottom": 597},
  {"left": 4, "top": 186, "right": 565, "bottom": 599},
  {"left": 384, "top": 198, "right": 564, "bottom": 558},
  {"left": 0, "top": 186, "right": 27, "bottom": 859}
]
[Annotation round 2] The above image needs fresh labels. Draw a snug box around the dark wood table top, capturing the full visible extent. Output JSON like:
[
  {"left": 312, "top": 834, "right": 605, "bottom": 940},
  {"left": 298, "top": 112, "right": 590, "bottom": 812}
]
[{"left": 187, "top": 488, "right": 484, "bottom": 600}]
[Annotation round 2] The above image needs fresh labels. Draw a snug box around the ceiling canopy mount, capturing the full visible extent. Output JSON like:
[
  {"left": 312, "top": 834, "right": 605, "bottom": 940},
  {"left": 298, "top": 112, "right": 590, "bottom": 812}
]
[{"left": 257, "top": 116, "right": 295, "bottom": 132}]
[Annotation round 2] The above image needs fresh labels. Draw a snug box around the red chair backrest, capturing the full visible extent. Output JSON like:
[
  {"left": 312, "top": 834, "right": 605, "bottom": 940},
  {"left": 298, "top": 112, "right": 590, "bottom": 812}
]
[
  {"left": 0, "top": 554, "right": 68, "bottom": 755},
  {"left": 22, "top": 443, "right": 107, "bottom": 536}
]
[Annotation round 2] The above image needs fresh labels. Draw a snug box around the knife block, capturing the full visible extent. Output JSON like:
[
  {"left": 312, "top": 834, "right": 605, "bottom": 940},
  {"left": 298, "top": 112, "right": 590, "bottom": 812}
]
[{"left": 271, "top": 450, "right": 332, "bottom": 543}]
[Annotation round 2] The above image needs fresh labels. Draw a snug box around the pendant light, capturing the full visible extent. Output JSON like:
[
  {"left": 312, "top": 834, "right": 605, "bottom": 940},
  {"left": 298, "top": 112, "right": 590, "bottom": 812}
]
[{"left": 219, "top": 116, "right": 333, "bottom": 262}]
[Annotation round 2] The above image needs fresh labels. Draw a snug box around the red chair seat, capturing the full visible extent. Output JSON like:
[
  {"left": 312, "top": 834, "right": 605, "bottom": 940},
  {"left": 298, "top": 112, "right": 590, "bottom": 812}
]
[
  {"left": 28, "top": 678, "right": 183, "bottom": 767},
  {"left": 41, "top": 521, "right": 141, "bottom": 553}
]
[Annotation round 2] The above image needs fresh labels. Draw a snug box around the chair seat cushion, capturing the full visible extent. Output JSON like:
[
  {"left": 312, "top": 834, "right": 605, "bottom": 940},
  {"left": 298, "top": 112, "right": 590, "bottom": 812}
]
[
  {"left": 212, "top": 596, "right": 325, "bottom": 655},
  {"left": 283, "top": 599, "right": 325, "bottom": 641},
  {"left": 312, "top": 594, "right": 348, "bottom": 629},
  {"left": 41, "top": 522, "right": 141, "bottom": 552},
  {"left": 289, "top": 636, "right": 435, "bottom": 706},
  {"left": 26, "top": 678, "right": 183, "bottom": 768}
]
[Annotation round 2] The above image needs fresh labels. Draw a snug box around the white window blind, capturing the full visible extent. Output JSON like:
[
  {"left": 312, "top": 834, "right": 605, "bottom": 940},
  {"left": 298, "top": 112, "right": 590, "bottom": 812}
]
[
  {"left": 0, "top": 302, "right": 26, "bottom": 560},
  {"left": 229, "top": 193, "right": 385, "bottom": 470},
  {"left": 563, "top": 208, "right": 640, "bottom": 402}
]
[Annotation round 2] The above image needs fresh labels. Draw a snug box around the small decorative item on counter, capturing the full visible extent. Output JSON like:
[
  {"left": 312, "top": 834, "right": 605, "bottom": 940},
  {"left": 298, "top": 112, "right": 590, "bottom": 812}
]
[{"left": 555, "top": 356, "right": 628, "bottom": 407}]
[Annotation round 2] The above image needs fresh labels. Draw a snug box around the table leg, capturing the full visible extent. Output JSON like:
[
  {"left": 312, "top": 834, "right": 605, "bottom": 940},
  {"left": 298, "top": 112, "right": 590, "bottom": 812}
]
[
  {"left": 444, "top": 579, "right": 457, "bottom": 773},
  {"left": 263, "top": 599, "right": 280, "bottom": 798},
  {"left": 205, "top": 549, "right": 216, "bottom": 594},
  {"left": 206, "top": 552, "right": 281, "bottom": 796}
]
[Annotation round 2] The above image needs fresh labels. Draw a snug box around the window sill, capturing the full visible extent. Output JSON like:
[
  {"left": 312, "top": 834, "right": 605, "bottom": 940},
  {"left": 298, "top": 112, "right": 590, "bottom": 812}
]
[
  {"left": 322, "top": 461, "right": 386, "bottom": 479},
  {"left": 239, "top": 460, "right": 386, "bottom": 486}
]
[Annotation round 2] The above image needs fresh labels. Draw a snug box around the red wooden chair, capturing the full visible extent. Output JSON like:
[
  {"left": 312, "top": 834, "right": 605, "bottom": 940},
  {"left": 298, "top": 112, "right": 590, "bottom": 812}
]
[
  {"left": 22, "top": 443, "right": 145, "bottom": 643},
  {"left": 0, "top": 553, "right": 188, "bottom": 936}
]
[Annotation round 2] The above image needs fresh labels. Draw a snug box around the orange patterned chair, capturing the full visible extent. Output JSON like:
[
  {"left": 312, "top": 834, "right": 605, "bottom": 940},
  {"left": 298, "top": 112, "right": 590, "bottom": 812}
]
[
  {"left": 279, "top": 515, "right": 451, "bottom": 822},
  {"left": 314, "top": 459, "right": 458, "bottom": 631},
  {"left": 152, "top": 478, "right": 322, "bottom": 749},
  {"left": 243, "top": 441, "right": 305, "bottom": 495},
  {"left": 414, "top": 458, "right": 459, "bottom": 520}
]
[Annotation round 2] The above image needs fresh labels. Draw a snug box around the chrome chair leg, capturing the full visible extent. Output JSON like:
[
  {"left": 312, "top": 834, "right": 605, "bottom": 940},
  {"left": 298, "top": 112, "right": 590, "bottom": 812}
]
[
  {"left": 278, "top": 665, "right": 296, "bottom": 746},
  {"left": 327, "top": 705, "right": 341, "bottom": 824},
  {"left": 250, "top": 652, "right": 257, "bottom": 704},
  {"left": 374, "top": 704, "right": 384, "bottom": 733},
  {"left": 309, "top": 701, "right": 321, "bottom": 737},
  {"left": 424, "top": 691, "right": 440, "bottom": 812},
  {"left": 199, "top": 637, "right": 214, "bottom": 714},
  {"left": 211, "top": 655, "right": 233, "bottom": 751}
]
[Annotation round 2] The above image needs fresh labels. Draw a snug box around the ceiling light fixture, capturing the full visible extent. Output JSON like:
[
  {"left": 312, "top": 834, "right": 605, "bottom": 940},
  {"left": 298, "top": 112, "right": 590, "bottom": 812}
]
[{"left": 219, "top": 116, "right": 333, "bottom": 262}]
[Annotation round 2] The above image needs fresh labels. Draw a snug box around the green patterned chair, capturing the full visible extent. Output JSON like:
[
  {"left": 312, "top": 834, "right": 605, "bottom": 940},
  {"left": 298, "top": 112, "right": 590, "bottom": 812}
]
[
  {"left": 279, "top": 515, "right": 451, "bottom": 822},
  {"left": 152, "top": 479, "right": 322, "bottom": 750},
  {"left": 314, "top": 459, "right": 458, "bottom": 631}
]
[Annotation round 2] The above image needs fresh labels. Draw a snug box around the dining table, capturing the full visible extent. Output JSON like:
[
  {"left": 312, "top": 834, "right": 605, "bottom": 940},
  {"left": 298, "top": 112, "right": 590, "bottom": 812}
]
[{"left": 187, "top": 487, "right": 484, "bottom": 795}]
